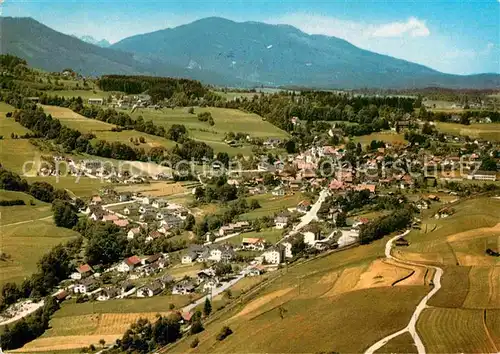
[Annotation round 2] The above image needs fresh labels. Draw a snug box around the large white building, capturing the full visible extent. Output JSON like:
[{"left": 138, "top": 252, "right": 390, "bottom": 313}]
[
  {"left": 262, "top": 247, "right": 285, "bottom": 264},
  {"left": 467, "top": 170, "right": 497, "bottom": 181}
]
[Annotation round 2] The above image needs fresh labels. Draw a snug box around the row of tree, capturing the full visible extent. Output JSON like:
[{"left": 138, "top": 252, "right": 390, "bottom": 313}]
[
  {"left": 30, "top": 94, "right": 216, "bottom": 162},
  {"left": 0, "top": 168, "right": 71, "bottom": 203},
  {"left": 0, "top": 296, "right": 60, "bottom": 350},
  {"left": 359, "top": 208, "right": 413, "bottom": 244}
]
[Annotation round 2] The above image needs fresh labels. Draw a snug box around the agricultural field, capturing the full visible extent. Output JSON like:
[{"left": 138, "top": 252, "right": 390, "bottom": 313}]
[
  {"left": 463, "top": 267, "right": 500, "bottom": 309},
  {"left": 400, "top": 197, "right": 500, "bottom": 266},
  {"left": 0, "top": 217, "right": 79, "bottom": 286},
  {"left": 417, "top": 308, "right": 498, "bottom": 353},
  {"left": 171, "top": 287, "right": 428, "bottom": 353},
  {"left": 45, "top": 89, "right": 113, "bottom": 100},
  {"left": 113, "top": 181, "right": 191, "bottom": 197},
  {"left": 167, "top": 237, "right": 435, "bottom": 353},
  {"left": 0, "top": 137, "right": 44, "bottom": 175},
  {"left": 41, "top": 105, "right": 177, "bottom": 150},
  {"left": 375, "top": 332, "right": 417, "bottom": 353},
  {"left": 427, "top": 266, "right": 470, "bottom": 308},
  {"left": 0, "top": 190, "right": 52, "bottom": 225},
  {"left": 55, "top": 295, "right": 194, "bottom": 317},
  {"left": 435, "top": 122, "right": 500, "bottom": 141},
  {"left": 352, "top": 131, "right": 407, "bottom": 146},
  {"left": 122, "top": 106, "right": 289, "bottom": 155},
  {"left": 25, "top": 176, "right": 110, "bottom": 199},
  {"left": 239, "top": 192, "right": 306, "bottom": 220},
  {"left": 16, "top": 294, "right": 202, "bottom": 352},
  {"left": 0, "top": 102, "right": 31, "bottom": 138}
]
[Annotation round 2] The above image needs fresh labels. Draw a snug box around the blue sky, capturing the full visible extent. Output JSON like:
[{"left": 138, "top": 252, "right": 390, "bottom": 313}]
[{"left": 2, "top": 0, "right": 499, "bottom": 75}]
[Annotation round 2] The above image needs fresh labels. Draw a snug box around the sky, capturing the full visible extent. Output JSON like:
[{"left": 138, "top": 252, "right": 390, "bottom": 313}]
[{"left": 2, "top": 0, "right": 499, "bottom": 75}]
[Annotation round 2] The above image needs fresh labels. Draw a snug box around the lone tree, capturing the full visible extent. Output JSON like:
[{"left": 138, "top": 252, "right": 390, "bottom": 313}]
[
  {"left": 99, "top": 339, "right": 106, "bottom": 348},
  {"left": 203, "top": 297, "right": 212, "bottom": 317}
]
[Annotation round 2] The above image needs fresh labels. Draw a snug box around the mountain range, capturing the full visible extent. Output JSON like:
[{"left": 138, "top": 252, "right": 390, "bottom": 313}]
[
  {"left": 1, "top": 16, "right": 499, "bottom": 89},
  {"left": 74, "top": 35, "right": 111, "bottom": 48}
]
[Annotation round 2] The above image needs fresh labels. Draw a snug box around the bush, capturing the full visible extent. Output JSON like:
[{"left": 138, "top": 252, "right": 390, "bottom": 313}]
[
  {"left": 190, "top": 337, "right": 199, "bottom": 348},
  {"left": 190, "top": 319, "right": 204, "bottom": 334},
  {"left": 0, "top": 199, "right": 25, "bottom": 206},
  {"left": 216, "top": 326, "right": 233, "bottom": 341},
  {"left": 188, "top": 107, "right": 195, "bottom": 114}
]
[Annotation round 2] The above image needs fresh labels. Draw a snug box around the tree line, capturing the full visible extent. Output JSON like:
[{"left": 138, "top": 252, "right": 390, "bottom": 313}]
[
  {"left": 0, "top": 296, "right": 61, "bottom": 350},
  {"left": 36, "top": 94, "right": 215, "bottom": 162},
  {"left": 359, "top": 207, "right": 413, "bottom": 244},
  {"left": 0, "top": 168, "right": 71, "bottom": 203}
]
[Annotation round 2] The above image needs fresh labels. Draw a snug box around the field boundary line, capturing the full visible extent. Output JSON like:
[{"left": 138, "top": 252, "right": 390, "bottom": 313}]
[
  {"left": 391, "top": 270, "right": 416, "bottom": 286},
  {"left": 445, "top": 241, "right": 459, "bottom": 265},
  {"left": 483, "top": 309, "right": 499, "bottom": 353},
  {"left": 364, "top": 230, "right": 444, "bottom": 354},
  {"left": 0, "top": 215, "right": 52, "bottom": 228}
]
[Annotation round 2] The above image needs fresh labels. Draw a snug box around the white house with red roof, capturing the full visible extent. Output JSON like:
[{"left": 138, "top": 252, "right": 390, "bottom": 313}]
[
  {"left": 117, "top": 255, "right": 142, "bottom": 272},
  {"left": 70, "top": 264, "right": 94, "bottom": 280}
]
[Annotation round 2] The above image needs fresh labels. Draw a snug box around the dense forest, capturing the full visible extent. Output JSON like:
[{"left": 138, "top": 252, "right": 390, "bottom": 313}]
[{"left": 97, "top": 75, "right": 207, "bottom": 103}]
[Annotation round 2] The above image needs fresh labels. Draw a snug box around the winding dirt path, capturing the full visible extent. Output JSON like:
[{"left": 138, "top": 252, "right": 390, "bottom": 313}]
[{"left": 364, "top": 230, "right": 444, "bottom": 354}]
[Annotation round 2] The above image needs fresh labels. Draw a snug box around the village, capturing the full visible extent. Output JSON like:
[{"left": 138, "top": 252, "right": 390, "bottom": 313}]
[{"left": 33, "top": 125, "right": 497, "bottom": 314}]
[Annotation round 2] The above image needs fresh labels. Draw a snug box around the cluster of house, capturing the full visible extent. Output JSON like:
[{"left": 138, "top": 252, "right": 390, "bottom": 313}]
[
  {"left": 87, "top": 94, "right": 154, "bottom": 110},
  {"left": 254, "top": 142, "right": 498, "bottom": 198},
  {"left": 58, "top": 251, "right": 239, "bottom": 302},
  {"left": 71, "top": 159, "right": 167, "bottom": 183},
  {"left": 84, "top": 191, "right": 190, "bottom": 245},
  {"left": 181, "top": 244, "right": 236, "bottom": 264}
]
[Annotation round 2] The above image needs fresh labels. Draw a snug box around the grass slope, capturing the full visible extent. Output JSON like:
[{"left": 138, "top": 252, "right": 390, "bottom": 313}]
[
  {"left": 0, "top": 190, "right": 52, "bottom": 224},
  {"left": 166, "top": 238, "right": 433, "bottom": 353},
  {"left": 0, "top": 102, "right": 31, "bottom": 138},
  {"left": 41, "top": 105, "right": 177, "bottom": 151},
  {"left": 435, "top": 122, "right": 500, "bottom": 142},
  {"left": 172, "top": 287, "right": 428, "bottom": 353},
  {"left": 0, "top": 217, "right": 79, "bottom": 286},
  {"left": 123, "top": 106, "right": 289, "bottom": 155}
]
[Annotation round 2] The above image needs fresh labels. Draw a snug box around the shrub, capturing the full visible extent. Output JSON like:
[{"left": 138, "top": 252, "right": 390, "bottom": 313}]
[
  {"left": 190, "top": 319, "right": 204, "bottom": 334},
  {"left": 190, "top": 337, "right": 199, "bottom": 348},
  {"left": 216, "top": 326, "right": 233, "bottom": 341},
  {"left": 0, "top": 199, "right": 25, "bottom": 206}
]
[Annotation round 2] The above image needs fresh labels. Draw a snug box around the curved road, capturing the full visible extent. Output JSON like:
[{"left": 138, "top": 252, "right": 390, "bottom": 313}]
[
  {"left": 364, "top": 230, "right": 443, "bottom": 354},
  {"left": 277, "top": 188, "right": 330, "bottom": 244}
]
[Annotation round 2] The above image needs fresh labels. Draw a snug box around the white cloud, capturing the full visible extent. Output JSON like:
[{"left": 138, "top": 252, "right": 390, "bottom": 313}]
[
  {"left": 372, "top": 17, "right": 430, "bottom": 38},
  {"left": 443, "top": 42, "right": 496, "bottom": 60},
  {"left": 268, "top": 13, "right": 430, "bottom": 41}
]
